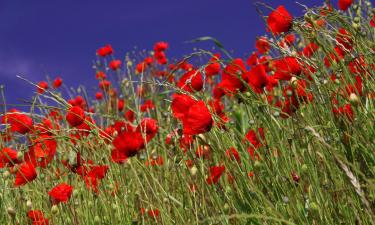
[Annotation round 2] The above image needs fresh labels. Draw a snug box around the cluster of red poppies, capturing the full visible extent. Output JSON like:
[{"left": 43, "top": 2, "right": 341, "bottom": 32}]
[{"left": 0, "top": 0, "right": 374, "bottom": 223}]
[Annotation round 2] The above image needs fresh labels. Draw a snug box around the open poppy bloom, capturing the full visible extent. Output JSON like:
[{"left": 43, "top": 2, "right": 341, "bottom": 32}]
[
  {"left": 27, "top": 210, "right": 49, "bottom": 225},
  {"left": 267, "top": 6, "right": 293, "bottom": 35},
  {"left": 66, "top": 106, "right": 85, "bottom": 127},
  {"left": 171, "top": 94, "right": 213, "bottom": 135},
  {"left": 2, "top": 109, "right": 34, "bottom": 134},
  {"left": 14, "top": 163, "right": 37, "bottom": 187},
  {"left": 0, "top": 147, "right": 20, "bottom": 168},
  {"left": 109, "top": 59, "right": 122, "bottom": 71},
  {"left": 48, "top": 183, "right": 73, "bottom": 204}
]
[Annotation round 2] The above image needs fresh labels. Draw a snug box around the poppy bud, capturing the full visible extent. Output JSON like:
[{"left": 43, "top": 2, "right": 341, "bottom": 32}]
[
  {"left": 3, "top": 170, "right": 10, "bottom": 178},
  {"left": 349, "top": 93, "right": 360, "bottom": 106},
  {"left": 290, "top": 77, "right": 298, "bottom": 88},
  {"left": 286, "top": 89, "right": 293, "bottom": 97},
  {"left": 190, "top": 165, "right": 198, "bottom": 176},
  {"left": 254, "top": 160, "right": 262, "bottom": 169},
  {"left": 309, "top": 202, "right": 319, "bottom": 217},
  {"left": 7, "top": 207, "right": 16, "bottom": 217},
  {"left": 26, "top": 200, "right": 33, "bottom": 210},
  {"left": 301, "top": 164, "right": 308, "bottom": 174},
  {"left": 94, "top": 216, "right": 101, "bottom": 224},
  {"left": 51, "top": 205, "right": 59, "bottom": 215},
  {"left": 17, "top": 151, "right": 24, "bottom": 161}
]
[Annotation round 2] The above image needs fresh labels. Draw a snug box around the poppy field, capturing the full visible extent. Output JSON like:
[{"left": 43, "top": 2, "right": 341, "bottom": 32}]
[{"left": 1, "top": 0, "right": 375, "bottom": 224}]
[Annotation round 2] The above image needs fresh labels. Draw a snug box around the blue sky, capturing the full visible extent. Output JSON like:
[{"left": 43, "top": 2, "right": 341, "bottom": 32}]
[{"left": 0, "top": 0, "right": 329, "bottom": 105}]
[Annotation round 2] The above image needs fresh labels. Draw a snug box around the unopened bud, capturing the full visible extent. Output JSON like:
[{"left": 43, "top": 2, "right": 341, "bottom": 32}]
[
  {"left": 349, "top": 93, "right": 360, "bottom": 106},
  {"left": 51, "top": 205, "right": 59, "bottom": 215},
  {"left": 7, "top": 207, "right": 16, "bottom": 217},
  {"left": 26, "top": 200, "right": 33, "bottom": 210}
]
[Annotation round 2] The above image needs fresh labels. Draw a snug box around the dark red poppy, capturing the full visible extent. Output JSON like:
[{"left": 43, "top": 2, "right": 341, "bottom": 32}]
[
  {"left": 48, "top": 183, "right": 73, "bottom": 204},
  {"left": 267, "top": 6, "right": 293, "bottom": 35},
  {"left": 338, "top": 0, "right": 353, "bottom": 11},
  {"left": 371, "top": 15, "right": 375, "bottom": 28},
  {"left": 14, "top": 163, "right": 37, "bottom": 187},
  {"left": 66, "top": 106, "right": 85, "bottom": 127},
  {"left": 206, "top": 165, "right": 225, "bottom": 185},
  {"left": 336, "top": 28, "right": 353, "bottom": 51},
  {"left": 225, "top": 147, "right": 241, "bottom": 163},
  {"left": 27, "top": 210, "right": 49, "bottom": 225},
  {"left": 140, "top": 100, "right": 155, "bottom": 112}
]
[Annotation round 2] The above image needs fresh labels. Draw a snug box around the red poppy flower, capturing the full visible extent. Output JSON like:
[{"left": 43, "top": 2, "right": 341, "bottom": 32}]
[
  {"left": 97, "top": 44, "right": 113, "bottom": 57},
  {"left": 336, "top": 28, "right": 353, "bottom": 51},
  {"left": 2, "top": 109, "right": 34, "bottom": 134},
  {"left": 0, "top": 147, "right": 20, "bottom": 168},
  {"left": 205, "top": 62, "right": 221, "bottom": 77},
  {"left": 96, "top": 71, "right": 107, "bottom": 80},
  {"left": 136, "top": 118, "right": 159, "bottom": 142},
  {"left": 48, "top": 183, "right": 73, "bottom": 204},
  {"left": 206, "top": 165, "right": 225, "bottom": 185},
  {"left": 27, "top": 210, "right": 49, "bottom": 225},
  {"left": 154, "top": 41, "right": 169, "bottom": 52},
  {"left": 147, "top": 209, "right": 160, "bottom": 218},
  {"left": 14, "top": 163, "right": 37, "bottom": 187},
  {"left": 52, "top": 77, "right": 63, "bottom": 88},
  {"left": 255, "top": 36, "right": 270, "bottom": 54},
  {"left": 95, "top": 92, "right": 103, "bottom": 100},
  {"left": 302, "top": 42, "right": 319, "bottom": 57},
  {"left": 109, "top": 59, "right": 122, "bottom": 71},
  {"left": 272, "top": 57, "right": 302, "bottom": 80},
  {"left": 171, "top": 94, "right": 197, "bottom": 119},
  {"left": 246, "top": 64, "right": 269, "bottom": 93},
  {"left": 24, "top": 134, "right": 57, "bottom": 168},
  {"left": 215, "top": 58, "right": 247, "bottom": 97},
  {"left": 225, "top": 147, "right": 241, "bottom": 162},
  {"left": 371, "top": 15, "right": 375, "bottom": 28},
  {"left": 177, "top": 70, "right": 203, "bottom": 93},
  {"left": 125, "top": 110, "right": 135, "bottom": 122},
  {"left": 267, "top": 6, "right": 293, "bottom": 35},
  {"left": 140, "top": 100, "right": 155, "bottom": 112},
  {"left": 182, "top": 100, "right": 213, "bottom": 135},
  {"left": 338, "top": 0, "right": 353, "bottom": 11},
  {"left": 333, "top": 104, "right": 354, "bottom": 121},
  {"left": 37, "top": 81, "right": 49, "bottom": 94},
  {"left": 66, "top": 106, "right": 85, "bottom": 127},
  {"left": 112, "top": 131, "right": 145, "bottom": 162}
]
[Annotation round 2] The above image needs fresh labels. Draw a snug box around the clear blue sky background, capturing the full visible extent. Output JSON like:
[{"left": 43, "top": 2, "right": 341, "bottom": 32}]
[{"left": 0, "top": 0, "right": 335, "bottom": 104}]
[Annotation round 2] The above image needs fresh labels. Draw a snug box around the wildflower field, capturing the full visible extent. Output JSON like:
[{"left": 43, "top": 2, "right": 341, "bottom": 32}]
[{"left": 0, "top": 0, "right": 375, "bottom": 224}]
